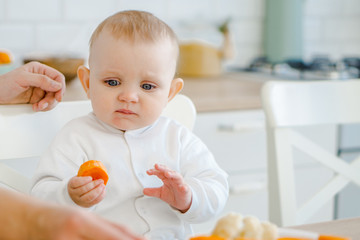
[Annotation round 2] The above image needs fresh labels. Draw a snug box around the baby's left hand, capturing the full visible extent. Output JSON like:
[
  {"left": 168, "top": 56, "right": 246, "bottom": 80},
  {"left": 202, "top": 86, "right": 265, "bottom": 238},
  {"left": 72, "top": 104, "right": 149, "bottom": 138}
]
[{"left": 143, "top": 164, "right": 192, "bottom": 213}]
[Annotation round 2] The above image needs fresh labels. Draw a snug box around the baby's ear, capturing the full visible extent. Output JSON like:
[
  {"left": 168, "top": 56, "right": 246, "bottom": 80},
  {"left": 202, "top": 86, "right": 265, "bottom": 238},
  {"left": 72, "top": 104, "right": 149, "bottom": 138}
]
[
  {"left": 168, "top": 78, "right": 184, "bottom": 102},
  {"left": 77, "top": 66, "right": 90, "bottom": 98}
]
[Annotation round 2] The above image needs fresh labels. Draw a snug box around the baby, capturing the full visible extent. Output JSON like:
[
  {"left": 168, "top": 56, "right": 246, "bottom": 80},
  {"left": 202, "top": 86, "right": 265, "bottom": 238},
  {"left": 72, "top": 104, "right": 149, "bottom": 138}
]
[{"left": 31, "top": 10, "right": 228, "bottom": 240}]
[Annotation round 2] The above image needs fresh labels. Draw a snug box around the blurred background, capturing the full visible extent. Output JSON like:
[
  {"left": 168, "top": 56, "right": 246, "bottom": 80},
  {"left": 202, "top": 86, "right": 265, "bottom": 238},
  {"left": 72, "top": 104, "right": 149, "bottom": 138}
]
[{"left": 0, "top": 0, "right": 359, "bottom": 70}]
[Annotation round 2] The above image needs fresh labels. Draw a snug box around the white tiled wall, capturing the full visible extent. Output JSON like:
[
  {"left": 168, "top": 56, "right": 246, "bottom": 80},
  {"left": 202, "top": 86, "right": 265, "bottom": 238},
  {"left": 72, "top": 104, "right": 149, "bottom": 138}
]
[
  {"left": 0, "top": 0, "right": 360, "bottom": 68},
  {"left": 304, "top": 0, "right": 360, "bottom": 61}
]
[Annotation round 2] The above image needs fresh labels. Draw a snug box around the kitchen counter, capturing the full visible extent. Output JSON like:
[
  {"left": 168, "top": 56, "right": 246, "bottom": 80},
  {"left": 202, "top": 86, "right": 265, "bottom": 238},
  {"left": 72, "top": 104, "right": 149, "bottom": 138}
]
[
  {"left": 64, "top": 72, "right": 275, "bottom": 112},
  {"left": 180, "top": 72, "right": 275, "bottom": 112}
]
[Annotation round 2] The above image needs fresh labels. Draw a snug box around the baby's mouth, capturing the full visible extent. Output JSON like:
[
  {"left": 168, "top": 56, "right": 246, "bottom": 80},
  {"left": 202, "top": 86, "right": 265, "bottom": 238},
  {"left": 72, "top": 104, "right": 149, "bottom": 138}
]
[{"left": 116, "top": 109, "right": 135, "bottom": 115}]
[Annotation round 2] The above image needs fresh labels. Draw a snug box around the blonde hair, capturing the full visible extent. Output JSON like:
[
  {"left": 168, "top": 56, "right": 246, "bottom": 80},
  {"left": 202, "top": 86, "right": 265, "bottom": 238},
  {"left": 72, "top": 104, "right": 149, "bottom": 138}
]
[{"left": 90, "top": 10, "right": 178, "bottom": 48}]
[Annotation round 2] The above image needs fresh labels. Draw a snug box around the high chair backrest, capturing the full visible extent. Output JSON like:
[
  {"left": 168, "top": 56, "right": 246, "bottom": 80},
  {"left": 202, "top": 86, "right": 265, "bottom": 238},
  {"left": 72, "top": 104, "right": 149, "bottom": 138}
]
[
  {"left": 0, "top": 100, "right": 93, "bottom": 193},
  {"left": 261, "top": 79, "right": 360, "bottom": 227},
  {"left": 0, "top": 94, "right": 196, "bottom": 193},
  {"left": 162, "top": 94, "right": 197, "bottom": 131}
]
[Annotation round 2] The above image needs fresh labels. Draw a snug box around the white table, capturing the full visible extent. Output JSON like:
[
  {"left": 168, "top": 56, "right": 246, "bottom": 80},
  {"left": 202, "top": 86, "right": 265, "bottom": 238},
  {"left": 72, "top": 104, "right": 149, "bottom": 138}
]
[{"left": 292, "top": 217, "right": 360, "bottom": 240}]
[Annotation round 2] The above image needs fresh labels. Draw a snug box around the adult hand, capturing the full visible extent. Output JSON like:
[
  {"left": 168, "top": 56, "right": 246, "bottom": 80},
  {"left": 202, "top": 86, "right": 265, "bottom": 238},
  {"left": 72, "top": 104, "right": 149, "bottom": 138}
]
[
  {"left": 0, "top": 187, "right": 146, "bottom": 240},
  {"left": 0, "top": 61, "right": 65, "bottom": 111},
  {"left": 29, "top": 202, "right": 146, "bottom": 240}
]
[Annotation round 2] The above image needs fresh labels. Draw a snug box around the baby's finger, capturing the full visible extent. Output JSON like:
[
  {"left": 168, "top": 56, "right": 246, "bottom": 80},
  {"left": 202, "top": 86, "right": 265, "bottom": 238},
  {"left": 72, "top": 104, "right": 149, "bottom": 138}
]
[
  {"left": 163, "top": 170, "right": 184, "bottom": 185},
  {"left": 146, "top": 168, "right": 167, "bottom": 180},
  {"left": 80, "top": 183, "right": 106, "bottom": 204},
  {"left": 154, "top": 163, "right": 172, "bottom": 172},
  {"left": 143, "top": 187, "right": 161, "bottom": 198},
  {"left": 68, "top": 176, "right": 93, "bottom": 189},
  {"left": 78, "top": 179, "right": 104, "bottom": 195},
  {"left": 90, "top": 185, "right": 107, "bottom": 204}
]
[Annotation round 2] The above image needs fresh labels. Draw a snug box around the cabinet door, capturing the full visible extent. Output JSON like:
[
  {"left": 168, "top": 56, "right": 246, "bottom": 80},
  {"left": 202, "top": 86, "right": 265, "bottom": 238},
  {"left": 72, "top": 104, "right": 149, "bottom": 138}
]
[{"left": 193, "top": 110, "right": 267, "bottom": 173}]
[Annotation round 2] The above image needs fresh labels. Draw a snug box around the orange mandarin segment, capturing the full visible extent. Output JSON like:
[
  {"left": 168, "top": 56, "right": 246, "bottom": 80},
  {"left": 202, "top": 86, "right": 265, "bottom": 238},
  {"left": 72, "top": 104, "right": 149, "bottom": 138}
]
[
  {"left": 77, "top": 160, "right": 109, "bottom": 185},
  {"left": 0, "top": 51, "right": 11, "bottom": 64}
]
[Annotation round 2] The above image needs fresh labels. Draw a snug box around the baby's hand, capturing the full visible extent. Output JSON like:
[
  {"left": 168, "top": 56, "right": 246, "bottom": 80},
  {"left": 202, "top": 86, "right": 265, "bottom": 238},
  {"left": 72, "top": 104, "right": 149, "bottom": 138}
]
[
  {"left": 143, "top": 164, "right": 192, "bottom": 213},
  {"left": 68, "top": 176, "right": 106, "bottom": 208}
]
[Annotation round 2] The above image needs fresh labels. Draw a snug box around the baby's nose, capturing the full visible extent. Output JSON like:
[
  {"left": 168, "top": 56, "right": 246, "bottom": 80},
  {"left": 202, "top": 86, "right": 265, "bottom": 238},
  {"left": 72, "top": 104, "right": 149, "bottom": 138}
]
[{"left": 118, "top": 88, "right": 139, "bottom": 102}]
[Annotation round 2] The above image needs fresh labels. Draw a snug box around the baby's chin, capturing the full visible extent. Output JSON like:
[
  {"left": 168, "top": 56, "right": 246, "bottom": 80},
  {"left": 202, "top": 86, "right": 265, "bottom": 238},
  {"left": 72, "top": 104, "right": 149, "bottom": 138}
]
[
  {"left": 110, "top": 116, "right": 159, "bottom": 132},
  {"left": 113, "top": 122, "right": 151, "bottom": 132}
]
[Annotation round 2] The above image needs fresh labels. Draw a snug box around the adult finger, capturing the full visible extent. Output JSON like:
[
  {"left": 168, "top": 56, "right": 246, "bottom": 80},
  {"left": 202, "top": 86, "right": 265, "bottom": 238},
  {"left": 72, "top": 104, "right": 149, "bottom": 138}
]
[
  {"left": 99, "top": 218, "right": 147, "bottom": 240},
  {"left": 32, "top": 92, "right": 58, "bottom": 111},
  {"left": 19, "top": 73, "right": 63, "bottom": 92},
  {"left": 28, "top": 87, "right": 45, "bottom": 104},
  {"left": 24, "top": 61, "right": 66, "bottom": 89},
  {"left": 29, "top": 88, "right": 49, "bottom": 111},
  {"left": 32, "top": 61, "right": 66, "bottom": 100},
  {"left": 74, "top": 210, "right": 146, "bottom": 240}
]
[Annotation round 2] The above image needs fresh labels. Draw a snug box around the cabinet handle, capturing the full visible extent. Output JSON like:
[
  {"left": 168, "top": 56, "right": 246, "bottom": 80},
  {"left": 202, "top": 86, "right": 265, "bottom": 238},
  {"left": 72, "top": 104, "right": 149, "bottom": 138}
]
[
  {"left": 218, "top": 121, "right": 264, "bottom": 132},
  {"left": 229, "top": 181, "right": 266, "bottom": 195}
]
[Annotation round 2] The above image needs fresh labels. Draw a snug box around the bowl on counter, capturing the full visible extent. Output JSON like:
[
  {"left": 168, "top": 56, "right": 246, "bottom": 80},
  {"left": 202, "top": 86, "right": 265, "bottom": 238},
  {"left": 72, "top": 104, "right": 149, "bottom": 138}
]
[
  {"left": 23, "top": 55, "right": 85, "bottom": 83},
  {"left": 0, "top": 49, "right": 16, "bottom": 75},
  {"left": 0, "top": 63, "right": 15, "bottom": 75}
]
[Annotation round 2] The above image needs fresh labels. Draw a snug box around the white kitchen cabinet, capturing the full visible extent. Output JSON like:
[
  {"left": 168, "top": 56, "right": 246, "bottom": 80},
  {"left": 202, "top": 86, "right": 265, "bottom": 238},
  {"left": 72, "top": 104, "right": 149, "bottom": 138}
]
[
  {"left": 193, "top": 110, "right": 268, "bottom": 173},
  {"left": 191, "top": 110, "right": 337, "bottom": 234}
]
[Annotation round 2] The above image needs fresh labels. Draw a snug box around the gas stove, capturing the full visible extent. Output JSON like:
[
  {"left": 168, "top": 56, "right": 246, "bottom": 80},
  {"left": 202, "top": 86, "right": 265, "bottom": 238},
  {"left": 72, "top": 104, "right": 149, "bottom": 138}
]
[{"left": 240, "top": 56, "right": 360, "bottom": 80}]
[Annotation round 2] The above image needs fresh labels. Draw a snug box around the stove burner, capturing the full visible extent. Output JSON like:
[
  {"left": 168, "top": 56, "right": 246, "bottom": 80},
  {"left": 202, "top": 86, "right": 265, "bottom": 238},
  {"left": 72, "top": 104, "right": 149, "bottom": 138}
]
[{"left": 244, "top": 56, "right": 360, "bottom": 80}]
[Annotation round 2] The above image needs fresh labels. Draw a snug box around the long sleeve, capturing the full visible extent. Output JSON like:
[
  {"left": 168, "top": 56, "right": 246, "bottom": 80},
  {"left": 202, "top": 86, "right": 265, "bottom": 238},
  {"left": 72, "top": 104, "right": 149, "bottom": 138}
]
[
  {"left": 177, "top": 132, "right": 229, "bottom": 223},
  {"left": 31, "top": 119, "right": 89, "bottom": 207}
]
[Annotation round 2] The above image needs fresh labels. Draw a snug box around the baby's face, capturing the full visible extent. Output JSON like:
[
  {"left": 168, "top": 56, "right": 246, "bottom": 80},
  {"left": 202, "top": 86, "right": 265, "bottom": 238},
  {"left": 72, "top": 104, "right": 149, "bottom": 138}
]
[{"left": 85, "top": 30, "right": 180, "bottom": 131}]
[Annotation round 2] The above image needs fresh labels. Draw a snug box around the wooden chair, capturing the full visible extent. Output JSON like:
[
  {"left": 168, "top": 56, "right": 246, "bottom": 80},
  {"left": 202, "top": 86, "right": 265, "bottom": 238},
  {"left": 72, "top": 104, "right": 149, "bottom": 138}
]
[
  {"left": 261, "top": 80, "right": 360, "bottom": 227},
  {"left": 0, "top": 94, "right": 196, "bottom": 193}
]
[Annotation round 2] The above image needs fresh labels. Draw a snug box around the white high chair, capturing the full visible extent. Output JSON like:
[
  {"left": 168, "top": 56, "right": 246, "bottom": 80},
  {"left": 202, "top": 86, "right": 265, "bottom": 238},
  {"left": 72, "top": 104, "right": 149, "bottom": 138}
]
[
  {"left": 0, "top": 94, "right": 196, "bottom": 193},
  {"left": 261, "top": 79, "right": 360, "bottom": 227}
]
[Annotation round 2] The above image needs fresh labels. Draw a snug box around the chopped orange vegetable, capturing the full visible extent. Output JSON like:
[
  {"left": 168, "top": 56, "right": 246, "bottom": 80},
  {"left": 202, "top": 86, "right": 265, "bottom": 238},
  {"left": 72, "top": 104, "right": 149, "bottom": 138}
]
[
  {"left": 278, "top": 238, "right": 313, "bottom": 240},
  {"left": 319, "top": 235, "right": 351, "bottom": 240},
  {"left": 234, "top": 238, "right": 257, "bottom": 240},
  {"left": 189, "top": 235, "right": 227, "bottom": 240},
  {"left": 78, "top": 160, "right": 109, "bottom": 185},
  {"left": 0, "top": 51, "right": 11, "bottom": 64}
]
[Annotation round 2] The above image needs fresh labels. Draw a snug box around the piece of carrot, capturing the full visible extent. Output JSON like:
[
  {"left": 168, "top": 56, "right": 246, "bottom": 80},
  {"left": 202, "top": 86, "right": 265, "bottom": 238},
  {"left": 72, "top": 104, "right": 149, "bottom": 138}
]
[
  {"left": 234, "top": 238, "right": 257, "bottom": 240},
  {"left": 319, "top": 235, "right": 351, "bottom": 240},
  {"left": 278, "top": 238, "right": 313, "bottom": 240},
  {"left": 77, "top": 160, "right": 109, "bottom": 185},
  {"left": 189, "top": 235, "right": 227, "bottom": 240}
]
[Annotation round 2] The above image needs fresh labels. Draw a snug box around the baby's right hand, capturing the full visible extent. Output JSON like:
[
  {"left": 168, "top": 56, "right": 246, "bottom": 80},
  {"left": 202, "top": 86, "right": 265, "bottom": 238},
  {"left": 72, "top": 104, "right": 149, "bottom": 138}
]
[{"left": 68, "top": 176, "right": 106, "bottom": 208}]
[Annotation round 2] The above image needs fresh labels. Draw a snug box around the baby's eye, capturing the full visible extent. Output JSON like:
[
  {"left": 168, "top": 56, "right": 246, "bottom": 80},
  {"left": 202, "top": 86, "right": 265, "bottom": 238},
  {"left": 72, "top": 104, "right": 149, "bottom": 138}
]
[
  {"left": 141, "top": 83, "right": 155, "bottom": 90},
  {"left": 105, "top": 79, "right": 120, "bottom": 86}
]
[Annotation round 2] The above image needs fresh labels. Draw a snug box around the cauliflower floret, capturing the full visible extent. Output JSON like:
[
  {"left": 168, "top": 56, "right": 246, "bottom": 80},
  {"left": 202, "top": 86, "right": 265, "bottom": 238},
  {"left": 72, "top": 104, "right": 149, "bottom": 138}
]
[
  {"left": 261, "top": 221, "right": 278, "bottom": 240},
  {"left": 236, "top": 216, "right": 263, "bottom": 239},
  {"left": 212, "top": 213, "right": 243, "bottom": 239}
]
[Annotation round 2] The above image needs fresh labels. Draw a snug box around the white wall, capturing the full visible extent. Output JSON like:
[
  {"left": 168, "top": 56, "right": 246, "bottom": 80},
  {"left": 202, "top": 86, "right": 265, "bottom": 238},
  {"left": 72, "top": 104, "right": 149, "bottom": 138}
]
[
  {"left": 304, "top": 0, "right": 360, "bottom": 61},
  {"left": 0, "top": 0, "right": 360, "bottom": 68}
]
